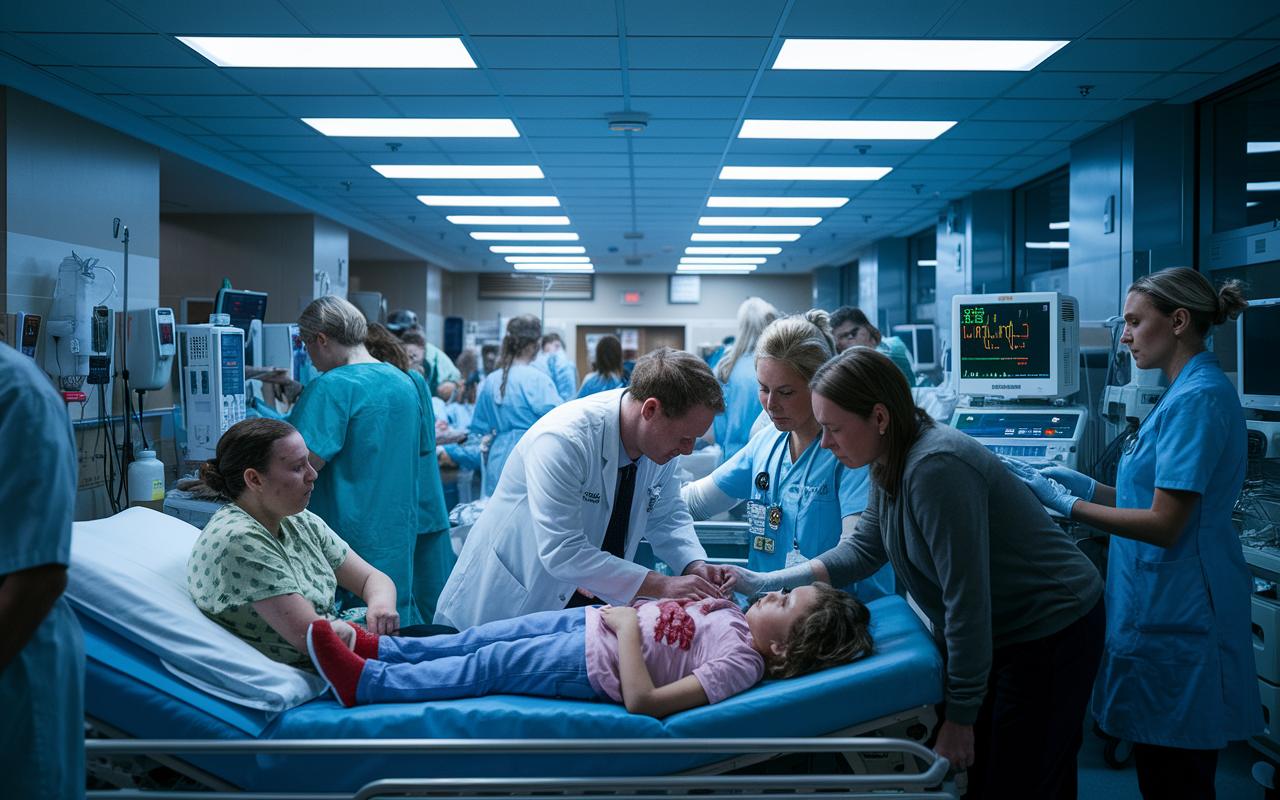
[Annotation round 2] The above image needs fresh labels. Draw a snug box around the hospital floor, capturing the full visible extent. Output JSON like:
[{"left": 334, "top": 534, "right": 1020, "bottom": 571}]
[{"left": 1077, "top": 711, "right": 1266, "bottom": 799}]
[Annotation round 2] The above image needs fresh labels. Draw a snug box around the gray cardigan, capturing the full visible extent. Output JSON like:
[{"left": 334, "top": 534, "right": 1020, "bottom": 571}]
[{"left": 821, "top": 423, "right": 1102, "bottom": 725}]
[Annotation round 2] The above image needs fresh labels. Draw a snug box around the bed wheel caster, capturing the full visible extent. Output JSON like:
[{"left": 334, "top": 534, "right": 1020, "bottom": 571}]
[
  {"left": 906, "top": 724, "right": 927, "bottom": 741},
  {"left": 1102, "top": 736, "right": 1133, "bottom": 769}
]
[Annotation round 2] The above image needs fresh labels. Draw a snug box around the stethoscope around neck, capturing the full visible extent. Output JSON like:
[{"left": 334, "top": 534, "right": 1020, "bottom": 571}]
[{"left": 753, "top": 431, "right": 819, "bottom": 511}]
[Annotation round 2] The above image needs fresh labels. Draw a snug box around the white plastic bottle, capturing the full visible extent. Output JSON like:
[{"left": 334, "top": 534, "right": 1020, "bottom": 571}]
[{"left": 128, "top": 450, "right": 166, "bottom": 511}]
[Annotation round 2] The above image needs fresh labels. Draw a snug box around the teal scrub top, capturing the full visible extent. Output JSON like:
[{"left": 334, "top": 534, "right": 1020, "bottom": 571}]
[
  {"left": 422, "top": 343, "right": 461, "bottom": 397},
  {"left": 1092, "top": 352, "right": 1262, "bottom": 749},
  {"left": 0, "top": 343, "right": 85, "bottom": 799},
  {"left": 408, "top": 370, "right": 455, "bottom": 623},
  {"left": 877, "top": 337, "right": 916, "bottom": 387},
  {"left": 290, "top": 362, "right": 428, "bottom": 627},
  {"left": 711, "top": 426, "right": 895, "bottom": 602},
  {"left": 470, "top": 364, "right": 561, "bottom": 496},
  {"left": 713, "top": 355, "right": 763, "bottom": 463}
]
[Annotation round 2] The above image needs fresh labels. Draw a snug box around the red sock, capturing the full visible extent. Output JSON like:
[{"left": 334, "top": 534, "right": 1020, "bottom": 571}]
[
  {"left": 350, "top": 624, "right": 381, "bottom": 660},
  {"left": 307, "top": 620, "right": 366, "bottom": 708}
]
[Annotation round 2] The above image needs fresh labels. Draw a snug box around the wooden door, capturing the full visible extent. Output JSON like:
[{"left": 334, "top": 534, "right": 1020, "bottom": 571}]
[{"left": 574, "top": 325, "right": 686, "bottom": 378}]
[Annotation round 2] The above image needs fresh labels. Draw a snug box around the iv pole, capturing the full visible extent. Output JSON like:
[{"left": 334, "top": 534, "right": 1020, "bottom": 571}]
[{"left": 113, "top": 218, "right": 133, "bottom": 475}]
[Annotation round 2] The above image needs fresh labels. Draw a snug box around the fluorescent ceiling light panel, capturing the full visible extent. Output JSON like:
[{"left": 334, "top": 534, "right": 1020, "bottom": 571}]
[
  {"left": 513, "top": 264, "right": 593, "bottom": 271},
  {"left": 1248, "top": 181, "right": 1280, "bottom": 191},
  {"left": 772, "top": 39, "right": 1068, "bottom": 71},
  {"left": 708, "top": 197, "right": 848, "bottom": 208},
  {"left": 680, "top": 258, "right": 768, "bottom": 264},
  {"left": 373, "top": 165, "right": 544, "bottom": 179},
  {"left": 505, "top": 256, "right": 591, "bottom": 263},
  {"left": 447, "top": 215, "right": 570, "bottom": 225},
  {"left": 699, "top": 216, "right": 822, "bottom": 226},
  {"left": 489, "top": 246, "right": 585, "bottom": 253},
  {"left": 1024, "top": 242, "right": 1070, "bottom": 250},
  {"left": 719, "top": 166, "right": 892, "bottom": 181},
  {"left": 471, "top": 232, "right": 579, "bottom": 241},
  {"left": 1048, "top": 221, "right": 1070, "bottom": 230},
  {"left": 739, "top": 120, "right": 954, "bottom": 140},
  {"left": 179, "top": 37, "right": 476, "bottom": 69},
  {"left": 691, "top": 233, "right": 801, "bottom": 242},
  {"left": 686, "top": 247, "right": 781, "bottom": 255},
  {"left": 1247, "top": 142, "right": 1280, "bottom": 154},
  {"left": 678, "top": 266, "right": 756, "bottom": 273},
  {"left": 418, "top": 196, "right": 559, "bottom": 207},
  {"left": 304, "top": 119, "right": 517, "bottom": 137},
  {"left": 916, "top": 260, "right": 938, "bottom": 267},
  {"left": 1247, "top": 201, "right": 1260, "bottom": 207}
]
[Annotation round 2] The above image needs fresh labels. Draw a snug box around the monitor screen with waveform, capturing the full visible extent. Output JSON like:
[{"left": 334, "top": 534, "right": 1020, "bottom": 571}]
[{"left": 958, "top": 301, "right": 1051, "bottom": 380}]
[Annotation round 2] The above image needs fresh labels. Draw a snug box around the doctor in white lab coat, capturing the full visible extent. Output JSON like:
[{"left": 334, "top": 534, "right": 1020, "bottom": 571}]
[{"left": 436, "top": 348, "right": 730, "bottom": 630}]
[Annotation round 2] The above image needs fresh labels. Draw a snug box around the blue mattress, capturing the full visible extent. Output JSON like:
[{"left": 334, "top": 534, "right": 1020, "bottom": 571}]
[{"left": 83, "top": 594, "right": 942, "bottom": 793}]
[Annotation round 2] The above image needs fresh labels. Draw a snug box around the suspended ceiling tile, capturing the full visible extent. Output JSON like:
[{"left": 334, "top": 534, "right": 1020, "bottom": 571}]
[
  {"left": 37, "top": 65, "right": 127, "bottom": 93},
  {"left": 103, "top": 94, "right": 171, "bottom": 115},
  {"left": 1094, "top": 0, "right": 1277, "bottom": 38},
  {"left": 633, "top": 166, "right": 717, "bottom": 179},
  {"left": 625, "top": 37, "right": 770, "bottom": 70},
  {"left": 262, "top": 95, "right": 397, "bottom": 117},
  {"left": 543, "top": 166, "right": 632, "bottom": 179},
  {"left": 116, "top": 1, "right": 311, "bottom": 35},
  {"left": 1020, "top": 141, "right": 1070, "bottom": 156},
  {"left": 17, "top": 33, "right": 206, "bottom": 67},
  {"left": 858, "top": 98, "right": 990, "bottom": 120},
  {"left": 1047, "top": 120, "right": 1108, "bottom": 140},
  {"left": 470, "top": 36, "right": 620, "bottom": 69},
  {"left": 1129, "top": 71, "right": 1217, "bottom": 99},
  {"left": 527, "top": 137, "right": 630, "bottom": 152},
  {"left": 632, "top": 187, "right": 710, "bottom": 197},
  {"left": 753, "top": 70, "right": 891, "bottom": 98},
  {"left": 937, "top": 0, "right": 1119, "bottom": 38},
  {"left": 453, "top": 0, "right": 619, "bottom": 35},
  {"left": 998, "top": 154, "right": 1053, "bottom": 170},
  {"left": 408, "top": 139, "right": 525, "bottom": 154},
  {"left": 629, "top": 69, "right": 757, "bottom": 96},
  {"left": 631, "top": 137, "right": 726, "bottom": 153},
  {"left": 149, "top": 116, "right": 211, "bottom": 135},
  {"left": 337, "top": 139, "right": 445, "bottom": 155},
  {"left": 875, "top": 71, "right": 1027, "bottom": 98},
  {"left": 381, "top": 95, "right": 510, "bottom": 116},
  {"left": 638, "top": 97, "right": 744, "bottom": 118},
  {"left": 903, "top": 154, "right": 1004, "bottom": 169},
  {"left": 1082, "top": 99, "right": 1151, "bottom": 121},
  {"left": 290, "top": 0, "right": 459, "bottom": 35},
  {"left": 781, "top": 0, "right": 953, "bottom": 37},
  {"left": 632, "top": 178, "right": 711, "bottom": 188},
  {"left": 1045, "top": 39, "right": 1224, "bottom": 72},
  {"left": 223, "top": 135, "right": 343, "bottom": 151},
  {"left": 538, "top": 152, "right": 631, "bottom": 166},
  {"left": 823, "top": 141, "right": 930, "bottom": 155},
  {"left": 744, "top": 96, "right": 863, "bottom": 118},
  {"left": 491, "top": 69, "right": 622, "bottom": 96},
  {"left": 260, "top": 151, "right": 367, "bottom": 166},
  {"left": 1180, "top": 39, "right": 1280, "bottom": 73},
  {"left": 624, "top": 0, "right": 785, "bottom": 36},
  {"left": 923, "top": 139, "right": 1036, "bottom": 155},
  {"left": 356, "top": 69, "right": 495, "bottom": 95},
  {"left": 146, "top": 94, "right": 283, "bottom": 116},
  {"left": 1005, "top": 71, "right": 1164, "bottom": 99},
  {"left": 632, "top": 152, "right": 722, "bottom": 167},
  {"left": 187, "top": 134, "right": 241, "bottom": 150},
  {"left": 255, "top": 165, "right": 297, "bottom": 178},
  {"left": 876, "top": 167, "right": 979, "bottom": 182},
  {"left": 506, "top": 95, "right": 621, "bottom": 118},
  {"left": 222, "top": 151, "right": 273, "bottom": 165},
  {"left": 0, "top": 33, "right": 74, "bottom": 66},
  {"left": 224, "top": 68, "right": 377, "bottom": 95},
  {"left": 266, "top": 165, "right": 367, "bottom": 179},
  {"left": 1245, "top": 18, "right": 1280, "bottom": 38},
  {"left": 729, "top": 140, "right": 830, "bottom": 154},
  {"left": 947, "top": 120, "right": 1070, "bottom": 139},
  {"left": 188, "top": 117, "right": 314, "bottom": 136},
  {"left": 971, "top": 98, "right": 1103, "bottom": 121},
  {"left": 86, "top": 66, "right": 249, "bottom": 94}
]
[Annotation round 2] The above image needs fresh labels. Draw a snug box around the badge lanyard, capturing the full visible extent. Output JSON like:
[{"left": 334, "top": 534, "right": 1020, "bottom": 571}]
[{"left": 751, "top": 433, "right": 818, "bottom": 561}]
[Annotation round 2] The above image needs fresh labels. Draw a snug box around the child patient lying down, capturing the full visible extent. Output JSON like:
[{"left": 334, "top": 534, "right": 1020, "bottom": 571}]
[{"left": 307, "top": 584, "right": 873, "bottom": 718}]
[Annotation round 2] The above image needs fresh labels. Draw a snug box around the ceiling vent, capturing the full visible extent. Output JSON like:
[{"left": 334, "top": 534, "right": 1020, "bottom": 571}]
[
  {"left": 625, "top": 257, "right": 642, "bottom": 266},
  {"left": 623, "top": 231, "right": 644, "bottom": 239},
  {"left": 608, "top": 113, "right": 649, "bottom": 132},
  {"left": 478, "top": 273, "right": 594, "bottom": 300}
]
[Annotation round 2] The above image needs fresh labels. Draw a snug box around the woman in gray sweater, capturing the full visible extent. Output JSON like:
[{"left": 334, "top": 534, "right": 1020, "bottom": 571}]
[{"left": 729, "top": 347, "right": 1104, "bottom": 800}]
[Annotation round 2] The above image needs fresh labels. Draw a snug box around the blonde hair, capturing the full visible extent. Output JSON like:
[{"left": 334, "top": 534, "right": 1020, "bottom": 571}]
[
  {"left": 1128, "top": 267, "right": 1249, "bottom": 338},
  {"left": 715, "top": 297, "right": 780, "bottom": 383},
  {"left": 298, "top": 295, "right": 367, "bottom": 347},
  {"left": 755, "top": 309, "right": 836, "bottom": 384}
]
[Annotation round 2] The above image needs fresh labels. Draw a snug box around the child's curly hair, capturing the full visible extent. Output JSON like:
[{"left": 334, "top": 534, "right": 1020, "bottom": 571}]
[{"left": 767, "top": 583, "right": 875, "bottom": 680}]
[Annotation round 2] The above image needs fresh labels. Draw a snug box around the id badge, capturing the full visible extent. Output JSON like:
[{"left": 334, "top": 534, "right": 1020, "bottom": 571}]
[{"left": 747, "top": 501, "right": 775, "bottom": 554}]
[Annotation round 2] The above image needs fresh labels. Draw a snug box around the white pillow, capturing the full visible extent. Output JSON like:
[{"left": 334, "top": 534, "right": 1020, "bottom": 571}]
[{"left": 67, "top": 507, "right": 327, "bottom": 714}]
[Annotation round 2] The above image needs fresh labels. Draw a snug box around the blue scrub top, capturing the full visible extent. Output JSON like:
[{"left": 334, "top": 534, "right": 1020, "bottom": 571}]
[
  {"left": 0, "top": 343, "right": 85, "bottom": 799},
  {"left": 576, "top": 371, "right": 626, "bottom": 399},
  {"left": 470, "top": 363, "right": 561, "bottom": 496},
  {"left": 290, "top": 362, "right": 428, "bottom": 627},
  {"left": 1092, "top": 351, "right": 1262, "bottom": 749},
  {"left": 711, "top": 426, "right": 894, "bottom": 602},
  {"left": 713, "top": 355, "right": 763, "bottom": 463},
  {"left": 533, "top": 350, "right": 579, "bottom": 403}
]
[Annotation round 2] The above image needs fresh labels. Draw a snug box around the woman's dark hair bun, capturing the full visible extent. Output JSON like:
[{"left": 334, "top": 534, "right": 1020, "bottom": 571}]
[{"left": 199, "top": 458, "right": 229, "bottom": 498}]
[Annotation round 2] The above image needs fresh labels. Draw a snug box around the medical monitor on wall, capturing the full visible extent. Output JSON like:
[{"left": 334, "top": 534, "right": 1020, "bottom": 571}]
[
  {"left": 1238, "top": 297, "right": 1280, "bottom": 412},
  {"left": 891, "top": 324, "right": 937, "bottom": 371},
  {"left": 215, "top": 287, "right": 268, "bottom": 366},
  {"left": 952, "top": 291, "right": 1079, "bottom": 400}
]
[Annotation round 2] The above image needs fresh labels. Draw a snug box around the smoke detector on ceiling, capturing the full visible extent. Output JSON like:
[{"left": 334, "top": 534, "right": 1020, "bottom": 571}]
[{"left": 608, "top": 113, "right": 649, "bottom": 132}]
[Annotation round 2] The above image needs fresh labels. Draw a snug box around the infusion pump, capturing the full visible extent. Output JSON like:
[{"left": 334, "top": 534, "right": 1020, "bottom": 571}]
[
  {"left": 950, "top": 405, "right": 1088, "bottom": 471},
  {"left": 177, "top": 323, "right": 246, "bottom": 462}
]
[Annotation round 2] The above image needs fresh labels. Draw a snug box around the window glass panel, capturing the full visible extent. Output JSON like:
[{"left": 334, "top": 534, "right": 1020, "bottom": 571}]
[
  {"left": 1212, "top": 73, "right": 1280, "bottom": 233},
  {"left": 1015, "top": 170, "right": 1069, "bottom": 285}
]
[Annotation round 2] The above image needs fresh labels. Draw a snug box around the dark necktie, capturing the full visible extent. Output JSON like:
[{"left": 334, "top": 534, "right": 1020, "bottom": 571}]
[{"left": 600, "top": 463, "right": 638, "bottom": 558}]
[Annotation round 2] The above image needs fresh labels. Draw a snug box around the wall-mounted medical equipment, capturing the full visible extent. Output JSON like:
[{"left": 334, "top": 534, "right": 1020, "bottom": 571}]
[
  {"left": 124, "top": 308, "right": 176, "bottom": 391},
  {"left": 262, "top": 323, "right": 308, "bottom": 382},
  {"left": 15, "top": 312, "right": 42, "bottom": 359},
  {"left": 952, "top": 291, "right": 1079, "bottom": 401},
  {"left": 1238, "top": 297, "right": 1280, "bottom": 413},
  {"left": 177, "top": 323, "right": 245, "bottom": 462},
  {"left": 215, "top": 284, "right": 268, "bottom": 367},
  {"left": 891, "top": 324, "right": 938, "bottom": 371},
  {"left": 46, "top": 252, "right": 115, "bottom": 379},
  {"left": 950, "top": 406, "right": 1088, "bottom": 470},
  {"left": 1099, "top": 383, "right": 1165, "bottom": 444}
]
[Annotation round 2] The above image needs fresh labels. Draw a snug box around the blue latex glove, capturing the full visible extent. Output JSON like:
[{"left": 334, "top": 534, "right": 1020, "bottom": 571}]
[
  {"left": 997, "top": 455, "right": 1079, "bottom": 519},
  {"left": 1040, "top": 465, "right": 1096, "bottom": 502}
]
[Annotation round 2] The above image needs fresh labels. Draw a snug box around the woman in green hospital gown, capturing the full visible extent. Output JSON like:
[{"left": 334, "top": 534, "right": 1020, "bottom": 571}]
[{"left": 289, "top": 296, "right": 428, "bottom": 627}]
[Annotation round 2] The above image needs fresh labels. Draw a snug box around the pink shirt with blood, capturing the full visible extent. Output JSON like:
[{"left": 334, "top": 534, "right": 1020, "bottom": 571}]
[{"left": 584, "top": 598, "right": 765, "bottom": 705}]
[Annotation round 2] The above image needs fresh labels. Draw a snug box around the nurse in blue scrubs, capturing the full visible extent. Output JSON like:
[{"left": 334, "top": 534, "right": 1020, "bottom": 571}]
[
  {"left": 290, "top": 296, "right": 428, "bottom": 628},
  {"left": 1016, "top": 267, "right": 1260, "bottom": 799},
  {"left": 712, "top": 297, "right": 779, "bottom": 462},
  {"left": 683, "top": 310, "right": 894, "bottom": 602}
]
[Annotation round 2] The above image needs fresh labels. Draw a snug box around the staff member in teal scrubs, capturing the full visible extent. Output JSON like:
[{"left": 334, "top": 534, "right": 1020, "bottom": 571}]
[
  {"left": 682, "top": 310, "right": 893, "bottom": 601},
  {"left": 1012, "top": 267, "right": 1260, "bottom": 800},
  {"left": 290, "top": 296, "right": 428, "bottom": 628}
]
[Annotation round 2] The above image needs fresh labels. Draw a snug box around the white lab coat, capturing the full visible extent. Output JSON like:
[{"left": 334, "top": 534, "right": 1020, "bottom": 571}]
[{"left": 435, "top": 389, "right": 708, "bottom": 629}]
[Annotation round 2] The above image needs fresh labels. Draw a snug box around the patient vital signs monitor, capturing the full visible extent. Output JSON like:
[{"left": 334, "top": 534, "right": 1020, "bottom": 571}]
[
  {"left": 950, "top": 407, "right": 1086, "bottom": 469},
  {"left": 1238, "top": 297, "right": 1280, "bottom": 412},
  {"left": 953, "top": 291, "right": 1080, "bottom": 400}
]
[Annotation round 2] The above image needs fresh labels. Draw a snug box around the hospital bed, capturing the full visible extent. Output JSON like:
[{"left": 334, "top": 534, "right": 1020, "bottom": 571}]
[{"left": 71, "top": 509, "right": 947, "bottom": 797}]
